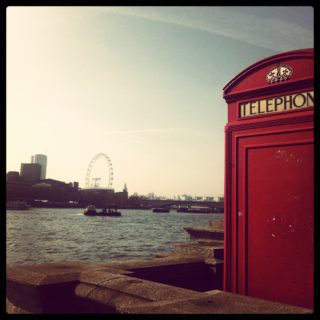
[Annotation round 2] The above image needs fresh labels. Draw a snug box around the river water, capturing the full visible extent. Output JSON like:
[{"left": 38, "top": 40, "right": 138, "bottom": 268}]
[{"left": 6, "top": 208, "right": 222, "bottom": 266}]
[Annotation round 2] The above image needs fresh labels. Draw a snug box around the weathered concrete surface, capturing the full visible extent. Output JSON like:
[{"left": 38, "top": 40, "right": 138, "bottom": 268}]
[
  {"left": 208, "top": 219, "right": 224, "bottom": 229},
  {"left": 128, "top": 261, "right": 221, "bottom": 292},
  {"left": 184, "top": 219, "right": 224, "bottom": 242},
  {"left": 6, "top": 255, "right": 216, "bottom": 313},
  {"left": 6, "top": 298, "right": 30, "bottom": 314},
  {"left": 154, "top": 242, "right": 221, "bottom": 258},
  {"left": 118, "top": 290, "right": 313, "bottom": 314},
  {"left": 100, "top": 236, "right": 224, "bottom": 292},
  {"left": 155, "top": 219, "right": 224, "bottom": 260},
  {"left": 6, "top": 261, "right": 130, "bottom": 313},
  {"left": 75, "top": 270, "right": 202, "bottom": 312},
  {"left": 6, "top": 261, "right": 129, "bottom": 285},
  {"left": 173, "top": 242, "right": 223, "bottom": 258},
  {"left": 6, "top": 253, "right": 223, "bottom": 313}
]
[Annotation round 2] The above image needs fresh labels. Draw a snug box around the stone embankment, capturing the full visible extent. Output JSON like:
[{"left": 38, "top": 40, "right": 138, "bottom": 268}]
[{"left": 6, "top": 219, "right": 311, "bottom": 314}]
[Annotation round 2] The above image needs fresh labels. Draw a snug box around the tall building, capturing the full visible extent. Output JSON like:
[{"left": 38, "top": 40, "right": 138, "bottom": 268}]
[
  {"left": 31, "top": 154, "right": 47, "bottom": 180},
  {"left": 20, "top": 163, "right": 41, "bottom": 183}
]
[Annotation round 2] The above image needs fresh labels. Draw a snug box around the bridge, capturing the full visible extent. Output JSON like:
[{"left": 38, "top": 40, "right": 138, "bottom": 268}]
[{"left": 138, "top": 199, "right": 224, "bottom": 212}]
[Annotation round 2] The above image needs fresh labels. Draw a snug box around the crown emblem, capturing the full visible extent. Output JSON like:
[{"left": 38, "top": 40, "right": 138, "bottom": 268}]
[{"left": 266, "top": 64, "right": 293, "bottom": 84}]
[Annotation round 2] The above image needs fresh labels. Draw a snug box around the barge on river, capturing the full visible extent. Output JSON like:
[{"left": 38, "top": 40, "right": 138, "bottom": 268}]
[
  {"left": 84, "top": 205, "right": 121, "bottom": 217},
  {"left": 177, "top": 206, "right": 212, "bottom": 214},
  {"left": 153, "top": 208, "right": 170, "bottom": 213}
]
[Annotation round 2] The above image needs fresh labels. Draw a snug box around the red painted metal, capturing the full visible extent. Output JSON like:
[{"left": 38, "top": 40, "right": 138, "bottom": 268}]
[{"left": 222, "top": 48, "right": 314, "bottom": 309}]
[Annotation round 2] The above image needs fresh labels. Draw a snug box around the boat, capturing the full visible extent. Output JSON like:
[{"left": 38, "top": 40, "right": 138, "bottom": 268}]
[
  {"left": 84, "top": 205, "right": 121, "bottom": 217},
  {"left": 177, "top": 206, "right": 212, "bottom": 214},
  {"left": 6, "top": 201, "right": 30, "bottom": 210},
  {"left": 176, "top": 206, "right": 189, "bottom": 212},
  {"left": 100, "top": 207, "right": 122, "bottom": 217},
  {"left": 84, "top": 204, "right": 97, "bottom": 215},
  {"left": 153, "top": 208, "right": 170, "bottom": 213}
]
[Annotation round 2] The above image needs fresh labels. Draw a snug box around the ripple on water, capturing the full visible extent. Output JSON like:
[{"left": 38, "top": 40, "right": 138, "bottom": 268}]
[{"left": 6, "top": 208, "right": 222, "bottom": 265}]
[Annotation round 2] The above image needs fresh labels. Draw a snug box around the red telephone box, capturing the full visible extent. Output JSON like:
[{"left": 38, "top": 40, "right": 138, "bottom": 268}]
[{"left": 222, "top": 48, "right": 314, "bottom": 309}]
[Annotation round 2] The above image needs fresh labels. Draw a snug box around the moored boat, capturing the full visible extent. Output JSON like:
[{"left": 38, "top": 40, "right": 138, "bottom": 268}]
[
  {"left": 153, "top": 208, "right": 170, "bottom": 213},
  {"left": 177, "top": 206, "right": 212, "bottom": 214},
  {"left": 176, "top": 206, "right": 189, "bottom": 212}
]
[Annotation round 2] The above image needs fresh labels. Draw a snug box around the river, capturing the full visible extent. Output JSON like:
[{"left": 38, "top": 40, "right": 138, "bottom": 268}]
[{"left": 6, "top": 208, "right": 222, "bottom": 266}]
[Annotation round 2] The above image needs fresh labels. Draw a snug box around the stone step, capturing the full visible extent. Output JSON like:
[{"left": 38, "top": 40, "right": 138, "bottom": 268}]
[
  {"left": 172, "top": 243, "right": 223, "bottom": 259},
  {"left": 184, "top": 227, "right": 224, "bottom": 241}
]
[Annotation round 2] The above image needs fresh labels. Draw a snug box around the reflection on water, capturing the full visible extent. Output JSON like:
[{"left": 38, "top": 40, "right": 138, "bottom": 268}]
[{"left": 6, "top": 208, "right": 222, "bottom": 266}]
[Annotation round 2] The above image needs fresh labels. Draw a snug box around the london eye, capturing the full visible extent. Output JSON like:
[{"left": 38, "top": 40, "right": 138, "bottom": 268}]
[{"left": 85, "top": 153, "right": 113, "bottom": 189}]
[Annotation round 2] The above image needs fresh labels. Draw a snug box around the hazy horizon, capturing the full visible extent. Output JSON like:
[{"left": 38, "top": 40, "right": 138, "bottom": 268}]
[{"left": 6, "top": 6, "right": 313, "bottom": 198}]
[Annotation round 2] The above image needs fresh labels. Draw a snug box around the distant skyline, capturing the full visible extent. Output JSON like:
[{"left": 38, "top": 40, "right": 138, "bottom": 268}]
[{"left": 6, "top": 6, "right": 314, "bottom": 198}]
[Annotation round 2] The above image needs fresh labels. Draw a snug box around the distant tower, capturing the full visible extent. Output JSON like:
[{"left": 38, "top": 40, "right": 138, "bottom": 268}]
[
  {"left": 123, "top": 183, "right": 128, "bottom": 194},
  {"left": 31, "top": 154, "right": 47, "bottom": 180},
  {"left": 20, "top": 163, "right": 41, "bottom": 182}
]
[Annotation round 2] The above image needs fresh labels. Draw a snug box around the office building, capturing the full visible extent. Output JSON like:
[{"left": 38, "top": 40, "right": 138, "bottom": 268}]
[
  {"left": 31, "top": 154, "right": 47, "bottom": 180},
  {"left": 6, "top": 171, "right": 20, "bottom": 182},
  {"left": 20, "top": 163, "right": 41, "bottom": 183}
]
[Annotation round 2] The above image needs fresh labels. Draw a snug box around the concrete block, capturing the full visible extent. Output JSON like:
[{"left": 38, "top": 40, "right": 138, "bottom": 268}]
[
  {"left": 77, "top": 270, "right": 200, "bottom": 304},
  {"left": 118, "top": 290, "right": 313, "bottom": 314},
  {"left": 5, "top": 262, "right": 110, "bottom": 313}
]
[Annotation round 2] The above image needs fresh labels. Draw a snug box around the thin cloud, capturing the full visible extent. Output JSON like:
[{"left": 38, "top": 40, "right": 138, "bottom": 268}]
[
  {"left": 106, "top": 127, "right": 182, "bottom": 135},
  {"left": 98, "top": 6, "right": 313, "bottom": 52},
  {"left": 96, "top": 127, "right": 221, "bottom": 140}
]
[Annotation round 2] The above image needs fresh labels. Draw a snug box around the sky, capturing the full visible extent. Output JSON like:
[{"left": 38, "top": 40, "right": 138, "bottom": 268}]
[{"left": 6, "top": 6, "right": 314, "bottom": 198}]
